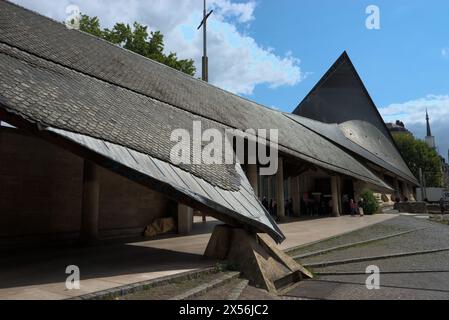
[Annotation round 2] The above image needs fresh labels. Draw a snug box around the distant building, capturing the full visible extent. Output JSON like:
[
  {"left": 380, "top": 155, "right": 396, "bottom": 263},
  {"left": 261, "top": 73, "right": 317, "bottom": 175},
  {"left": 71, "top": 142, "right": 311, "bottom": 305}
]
[
  {"left": 386, "top": 120, "right": 412, "bottom": 136},
  {"left": 443, "top": 151, "right": 449, "bottom": 188}
]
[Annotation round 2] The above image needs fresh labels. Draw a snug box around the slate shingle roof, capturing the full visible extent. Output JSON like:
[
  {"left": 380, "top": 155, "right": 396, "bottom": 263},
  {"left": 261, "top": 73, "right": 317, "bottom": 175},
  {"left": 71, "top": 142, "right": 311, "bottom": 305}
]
[
  {"left": 287, "top": 114, "right": 418, "bottom": 185},
  {"left": 0, "top": 42, "right": 240, "bottom": 190},
  {"left": 0, "top": 0, "right": 393, "bottom": 191}
]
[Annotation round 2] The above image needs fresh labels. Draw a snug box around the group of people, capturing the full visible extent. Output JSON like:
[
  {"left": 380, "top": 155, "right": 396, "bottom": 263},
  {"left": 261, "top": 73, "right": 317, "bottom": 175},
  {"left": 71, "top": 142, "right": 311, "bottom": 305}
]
[
  {"left": 300, "top": 195, "right": 332, "bottom": 217},
  {"left": 260, "top": 193, "right": 366, "bottom": 218},
  {"left": 342, "top": 194, "right": 365, "bottom": 216},
  {"left": 261, "top": 197, "right": 294, "bottom": 220}
]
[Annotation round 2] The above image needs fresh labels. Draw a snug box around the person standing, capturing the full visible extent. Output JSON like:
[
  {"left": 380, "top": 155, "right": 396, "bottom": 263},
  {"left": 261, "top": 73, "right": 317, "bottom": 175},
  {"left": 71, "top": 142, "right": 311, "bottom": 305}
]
[
  {"left": 357, "top": 198, "right": 364, "bottom": 217},
  {"left": 288, "top": 198, "right": 293, "bottom": 217},
  {"left": 272, "top": 200, "right": 278, "bottom": 220},
  {"left": 262, "top": 196, "right": 269, "bottom": 211},
  {"left": 342, "top": 194, "right": 349, "bottom": 215},
  {"left": 349, "top": 199, "right": 357, "bottom": 217}
]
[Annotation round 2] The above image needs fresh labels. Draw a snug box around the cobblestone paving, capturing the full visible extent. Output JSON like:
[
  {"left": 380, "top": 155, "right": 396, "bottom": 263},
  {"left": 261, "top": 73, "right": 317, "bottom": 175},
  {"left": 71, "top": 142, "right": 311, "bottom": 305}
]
[
  {"left": 286, "top": 216, "right": 449, "bottom": 300},
  {"left": 239, "top": 285, "right": 280, "bottom": 300},
  {"left": 289, "top": 218, "right": 413, "bottom": 257},
  {"left": 298, "top": 217, "right": 449, "bottom": 266},
  {"left": 288, "top": 278, "right": 449, "bottom": 300}
]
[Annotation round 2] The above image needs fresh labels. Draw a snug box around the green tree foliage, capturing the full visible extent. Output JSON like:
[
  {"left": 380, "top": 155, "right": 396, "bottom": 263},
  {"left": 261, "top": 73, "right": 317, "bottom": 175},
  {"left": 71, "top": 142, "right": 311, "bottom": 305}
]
[
  {"left": 79, "top": 15, "right": 196, "bottom": 76},
  {"left": 393, "top": 133, "right": 443, "bottom": 187},
  {"left": 360, "top": 190, "right": 379, "bottom": 215}
]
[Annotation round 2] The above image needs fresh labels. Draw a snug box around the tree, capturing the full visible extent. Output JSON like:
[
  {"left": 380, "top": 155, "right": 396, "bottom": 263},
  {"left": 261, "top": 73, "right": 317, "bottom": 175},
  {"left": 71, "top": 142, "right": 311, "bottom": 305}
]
[
  {"left": 393, "top": 133, "right": 443, "bottom": 187},
  {"left": 360, "top": 190, "right": 379, "bottom": 215},
  {"left": 79, "top": 15, "right": 196, "bottom": 76}
]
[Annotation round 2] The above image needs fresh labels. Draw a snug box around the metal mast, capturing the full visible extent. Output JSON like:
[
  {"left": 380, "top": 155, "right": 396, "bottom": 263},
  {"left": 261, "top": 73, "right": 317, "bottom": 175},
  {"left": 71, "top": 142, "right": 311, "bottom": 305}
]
[{"left": 197, "top": 0, "right": 213, "bottom": 82}]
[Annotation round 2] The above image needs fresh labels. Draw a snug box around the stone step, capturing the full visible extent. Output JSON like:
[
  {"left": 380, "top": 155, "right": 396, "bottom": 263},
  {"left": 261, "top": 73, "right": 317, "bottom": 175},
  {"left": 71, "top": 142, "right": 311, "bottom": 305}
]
[
  {"left": 170, "top": 271, "right": 240, "bottom": 300},
  {"left": 70, "top": 266, "right": 217, "bottom": 300},
  {"left": 226, "top": 279, "right": 249, "bottom": 300}
]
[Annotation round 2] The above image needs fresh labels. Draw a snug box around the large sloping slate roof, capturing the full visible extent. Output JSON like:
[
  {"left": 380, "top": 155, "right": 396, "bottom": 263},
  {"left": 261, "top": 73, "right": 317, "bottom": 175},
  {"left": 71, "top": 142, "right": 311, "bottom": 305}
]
[
  {"left": 293, "top": 52, "right": 417, "bottom": 185},
  {"left": 46, "top": 127, "right": 285, "bottom": 242},
  {"left": 0, "top": 0, "right": 392, "bottom": 191},
  {"left": 0, "top": 41, "right": 285, "bottom": 241}
]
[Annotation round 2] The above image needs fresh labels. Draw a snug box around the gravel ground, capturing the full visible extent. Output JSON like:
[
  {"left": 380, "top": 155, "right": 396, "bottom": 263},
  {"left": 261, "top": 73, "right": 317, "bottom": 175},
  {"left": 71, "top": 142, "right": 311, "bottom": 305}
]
[{"left": 286, "top": 216, "right": 449, "bottom": 300}]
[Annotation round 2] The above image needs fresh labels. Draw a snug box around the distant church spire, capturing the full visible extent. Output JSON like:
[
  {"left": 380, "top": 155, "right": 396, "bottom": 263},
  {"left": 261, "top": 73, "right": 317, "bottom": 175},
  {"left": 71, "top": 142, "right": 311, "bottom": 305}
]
[
  {"left": 426, "top": 108, "right": 432, "bottom": 137},
  {"left": 425, "top": 109, "right": 436, "bottom": 149}
]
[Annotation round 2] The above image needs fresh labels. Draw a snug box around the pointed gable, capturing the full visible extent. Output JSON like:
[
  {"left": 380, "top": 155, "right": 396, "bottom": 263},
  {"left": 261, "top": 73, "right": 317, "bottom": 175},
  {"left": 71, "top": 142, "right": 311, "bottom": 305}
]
[
  {"left": 293, "top": 52, "right": 392, "bottom": 139},
  {"left": 293, "top": 52, "right": 418, "bottom": 185}
]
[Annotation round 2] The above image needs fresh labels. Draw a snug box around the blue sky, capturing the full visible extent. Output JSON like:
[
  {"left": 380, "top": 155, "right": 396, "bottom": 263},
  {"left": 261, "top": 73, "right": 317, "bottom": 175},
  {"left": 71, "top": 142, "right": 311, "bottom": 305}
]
[
  {"left": 248, "top": 0, "right": 449, "bottom": 109},
  {"left": 245, "top": 0, "right": 449, "bottom": 160},
  {"left": 12, "top": 0, "right": 449, "bottom": 160}
]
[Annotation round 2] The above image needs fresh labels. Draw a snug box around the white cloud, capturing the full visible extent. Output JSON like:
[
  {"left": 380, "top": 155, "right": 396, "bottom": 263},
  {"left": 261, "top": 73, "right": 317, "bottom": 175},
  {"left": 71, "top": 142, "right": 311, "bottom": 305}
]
[
  {"left": 11, "top": 0, "right": 303, "bottom": 96},
  {"left": 211, "top": 0, "right": 256, "bottom": 23},
  {"left": 380, "top": 94, "right": 449, "bottom": 124},
  {"left": 380, "top": 95, "right": 449, "bottom": 160}
]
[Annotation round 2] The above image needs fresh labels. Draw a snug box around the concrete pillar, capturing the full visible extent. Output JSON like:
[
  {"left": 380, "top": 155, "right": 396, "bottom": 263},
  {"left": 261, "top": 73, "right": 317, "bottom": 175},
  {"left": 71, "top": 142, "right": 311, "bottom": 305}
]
[
  {"left": 394, "top": 178, "right": 400, "bottom": 200},
  {"left": 247, "top": 164, "right": 259, "bottom": 197},
  {"left": 276, "top": 157, "right": 285, "bottom": 219},
  {"left": 291, "top": 176, "right": 300, "bottom": 216},
  {"left": 409, "top": 184, "right": 416, "bottom": 201},
  {"left": 337, "top": 177, "right": 342, "bottom": 214},
  {"left": 178, "top": 204, "right": 193, "bottom": 235},
  {"left": 353, "top": 180, "right": 365, "bottom": 203},
  {"left": 331, "top": 175, "right": 340, "bottom": 217},
  {"left": 404, "top": 183, "right": 415, "bottom": 201},
  {"left": 267, "top": 176, "right": 273, "bottom": 201},
  {"left": 81, "top": 160, "right": 100, "bottom": 244}
]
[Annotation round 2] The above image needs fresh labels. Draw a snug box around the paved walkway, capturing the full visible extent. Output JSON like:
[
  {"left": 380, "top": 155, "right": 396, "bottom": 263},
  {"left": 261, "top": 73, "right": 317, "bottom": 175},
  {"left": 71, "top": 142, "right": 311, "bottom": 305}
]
[
  {"left": 286, "top": 216, "right": 449, "bottom": 300},
  {"left": 276, "top": 214, "right": 395, "bottom": 251},
  {"left": 0, "top": 214, "right": 395, "bottom": 299}
]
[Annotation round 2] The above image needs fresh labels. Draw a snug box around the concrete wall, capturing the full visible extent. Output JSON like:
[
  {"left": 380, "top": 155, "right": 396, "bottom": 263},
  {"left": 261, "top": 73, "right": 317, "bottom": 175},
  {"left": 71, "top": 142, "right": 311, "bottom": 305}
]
[
  {"left": 0, "top": 128, "right": 174, "bottom": 241},
  {"left": 97, "top": 165, "right": 176, "bottom": 237}
]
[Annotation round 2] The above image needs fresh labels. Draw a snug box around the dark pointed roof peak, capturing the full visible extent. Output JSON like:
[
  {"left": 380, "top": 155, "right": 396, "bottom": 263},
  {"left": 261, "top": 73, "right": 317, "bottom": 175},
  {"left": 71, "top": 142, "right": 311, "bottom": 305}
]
[{"left": 426, "top": 109, "right": 432, "bottom": 137}]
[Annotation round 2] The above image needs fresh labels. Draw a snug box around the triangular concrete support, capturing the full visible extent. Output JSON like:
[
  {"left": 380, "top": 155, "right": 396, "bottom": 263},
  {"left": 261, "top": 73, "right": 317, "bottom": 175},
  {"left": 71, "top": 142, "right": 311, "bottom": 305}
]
[{"left": 204, "top": 224, "right": 312, "bottom": 294}]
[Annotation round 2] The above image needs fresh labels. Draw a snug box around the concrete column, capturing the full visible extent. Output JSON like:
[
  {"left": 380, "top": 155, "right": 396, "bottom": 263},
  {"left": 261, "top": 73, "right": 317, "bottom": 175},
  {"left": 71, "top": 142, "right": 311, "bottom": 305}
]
[
  {"left": 409, "top": 184, "right": 416, "bottom": 201},
  {"left": 178, "top": 204, "right": 193, "bottom": 235},
  {"left": 267, "top": 176, "right": 273, "bottom": 201},
  {"left": 276, "top": 157, "right": 285, "bottom": 219},
  {"left": 291, "top": 176, "right": 300, "bottom": 216},
  {"left": 337, "top": 177, "right": 342, "bottom": 215},
  {"left": 247, "top": 164, "right": 259, "bottom": 197},
  {"left": 331, "top": 175, "right": 340, "bottom": 217},
  {"left": 81, "top": 160, "right": 100, "bottom": 244},
  {"left": 394, "top": 178, "right": 400, "bottom": 200},
  {"left": 353, "top": 180, "right": 365, "bottom": 202}
]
